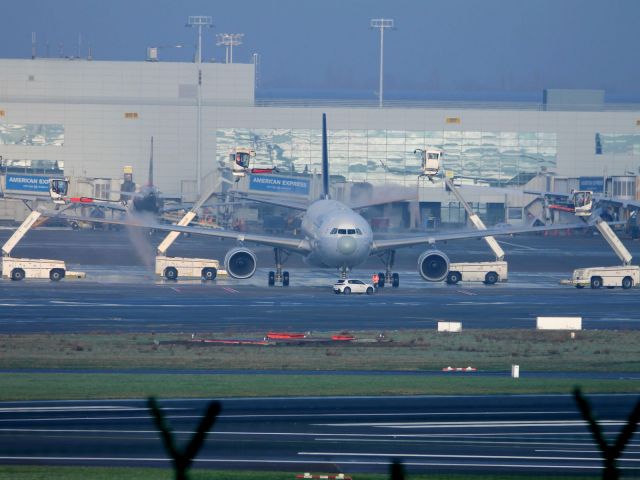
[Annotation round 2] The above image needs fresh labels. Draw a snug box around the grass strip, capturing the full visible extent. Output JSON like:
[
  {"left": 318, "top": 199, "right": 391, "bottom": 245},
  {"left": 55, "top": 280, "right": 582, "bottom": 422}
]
[
  {"left": 1, "top": 372, "right": 639, "bottom": 401},
  {"left": 0, "top": 465, "right": 600, "bottom": 480},
  {"left": 1, "top": 330, "right": 639, "bottom": 372}
]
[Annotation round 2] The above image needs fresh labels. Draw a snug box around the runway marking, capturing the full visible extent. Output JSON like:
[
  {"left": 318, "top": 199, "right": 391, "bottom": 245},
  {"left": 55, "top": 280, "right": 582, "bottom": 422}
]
[
  {"left": 0, "top": 456, "right": 638, "bottom": 470},
  {"left": 298, "top": 451, "right": 640, "bottom": 463},
  {"left": 222, "top": 287, "right": 239, "bottom": 294},
  {"left": 170, "top": 287, "right": 181, "bottom": 293},
  {"left": 456, "top": 289, "right": 477, "bottom": 296},
  {"left": 0, "top": 406, "right": 180, "bottom": 413},
  {"left": 315, "top": 420, "right": 625, "bottom": 428}
]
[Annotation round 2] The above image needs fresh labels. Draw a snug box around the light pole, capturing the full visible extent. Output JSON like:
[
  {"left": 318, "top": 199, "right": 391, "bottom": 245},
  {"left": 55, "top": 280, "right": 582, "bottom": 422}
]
[
  {"left": 216, "top": 33, "right": 244, "bottom": 63},
  {"left": 187, "top": 15, "right": 212, "bottom": 196},
  {"left": 370, "top": 18, "right": 394, "bottom": 108}
]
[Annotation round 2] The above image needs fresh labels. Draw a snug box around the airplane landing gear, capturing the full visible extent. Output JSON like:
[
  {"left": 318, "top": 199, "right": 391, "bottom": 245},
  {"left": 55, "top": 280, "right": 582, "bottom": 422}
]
[
  {"left": 269, "top": 247, "right": 290, "bottom": 286},
  {"left": 377, "top": 249, "right": 399, "bottom": 288}
]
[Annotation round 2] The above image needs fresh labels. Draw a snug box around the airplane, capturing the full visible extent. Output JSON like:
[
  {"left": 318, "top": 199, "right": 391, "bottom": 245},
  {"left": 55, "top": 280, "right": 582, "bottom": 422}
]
[{"left": 48, "top": 114, "right": 595, "bottom": 287}]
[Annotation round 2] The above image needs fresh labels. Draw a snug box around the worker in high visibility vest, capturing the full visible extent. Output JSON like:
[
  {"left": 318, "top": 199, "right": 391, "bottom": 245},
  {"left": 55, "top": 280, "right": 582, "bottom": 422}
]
[{"left": 372, "top": 273, "right": 379, "bottom": 285}]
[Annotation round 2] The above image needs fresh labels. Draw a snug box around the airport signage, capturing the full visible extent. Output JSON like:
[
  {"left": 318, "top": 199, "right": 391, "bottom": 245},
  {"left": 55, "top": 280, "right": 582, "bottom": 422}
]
[
  {"left": 4, "top": 174, "right": 53, "bottom": 193},
  {"left": 249, "top": 175, "right": 310, "bottom": 196},
  {"left": 579, "top": 176, "right": 604, "bottom": 193}
]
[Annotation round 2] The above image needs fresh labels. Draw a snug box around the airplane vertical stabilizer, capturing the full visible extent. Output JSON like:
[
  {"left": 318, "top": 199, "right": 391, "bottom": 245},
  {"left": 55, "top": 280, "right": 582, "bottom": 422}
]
[{"left": 322, "top": 113, "right": 330, "bottom": 199}]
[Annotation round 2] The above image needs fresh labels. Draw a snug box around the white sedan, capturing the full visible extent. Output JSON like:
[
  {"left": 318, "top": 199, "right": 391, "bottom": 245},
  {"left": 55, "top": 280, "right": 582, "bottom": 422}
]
[{"left": 333, "top": 279, "right": 375, "bottom": 295}]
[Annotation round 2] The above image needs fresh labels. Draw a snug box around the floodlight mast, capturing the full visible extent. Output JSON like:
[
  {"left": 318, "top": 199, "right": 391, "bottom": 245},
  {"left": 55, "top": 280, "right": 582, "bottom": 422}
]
[
  {"left": 216, "top": 33, "right": 244, "bottom": 63},
  {"left": 370, "top": 18, "right": 394, "bottom": 108},
  {"left": 187, "top": 15, "right": 212, "bottom": 196}
]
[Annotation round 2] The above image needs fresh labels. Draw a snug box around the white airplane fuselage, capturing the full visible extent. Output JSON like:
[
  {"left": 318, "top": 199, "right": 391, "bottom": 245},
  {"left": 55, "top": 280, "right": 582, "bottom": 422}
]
[{"left": 300, "top": 199, "right": 373, "bottom": 270}]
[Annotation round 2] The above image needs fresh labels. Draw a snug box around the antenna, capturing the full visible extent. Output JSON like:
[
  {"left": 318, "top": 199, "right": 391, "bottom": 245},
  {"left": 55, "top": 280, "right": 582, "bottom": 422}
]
[
  {"left": 148, "top": 136, "right": 154, "bottom": 186},
  {"left": 31, "top": 32, "right": 36, "bottom": 59},
  {"left": 252, "top": 53, "right": 260, "bottom": 88},
  {"left": 216, "top": 33, "right": 244, "bottom": 63},
  {"left": 186, "top": 15, "right": 212, "bottom": 196},
  {"left": 370, "top": 18, "right": 394, "bottom": 107}
]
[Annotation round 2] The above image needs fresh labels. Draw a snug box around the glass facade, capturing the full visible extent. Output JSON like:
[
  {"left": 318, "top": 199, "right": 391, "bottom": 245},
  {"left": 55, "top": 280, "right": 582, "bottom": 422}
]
[
  {"left": 217, "top": 128, "right": 556, "bottom": 187},
  {"left": 597, "top": 133, "right": 640, "bottom": 155},
  {"left": 0, "top": 124, "right": 65, "bottom": 146}
]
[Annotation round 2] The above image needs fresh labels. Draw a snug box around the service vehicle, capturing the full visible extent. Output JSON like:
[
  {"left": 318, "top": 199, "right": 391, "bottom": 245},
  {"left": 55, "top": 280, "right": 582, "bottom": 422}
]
[
  {"left": 445, "top": 261, "right": 508, "bottom": 285},
  {"left": 156, "top": 255, "right": 225, "bottom": 281},
  {"left": 564, "top": 216, "right": 639, "bottom": 290},
  {"left": 1, "top": 209, "right": 85, "bottom": 281},
  {"left": 154, "top": 187, "right": 227, "bottom": 281},
  {"left": 571, "top": 265, "right": 639, "bottom": 289},
  {"left": 333, "top": 279, "right": 375, "bottom": 295}
]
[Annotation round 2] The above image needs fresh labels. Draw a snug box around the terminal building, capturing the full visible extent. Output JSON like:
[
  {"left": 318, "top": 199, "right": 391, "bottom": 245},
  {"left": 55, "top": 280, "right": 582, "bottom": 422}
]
[{"left": 1, "top": 57, "right": 639, "bottom": 229}]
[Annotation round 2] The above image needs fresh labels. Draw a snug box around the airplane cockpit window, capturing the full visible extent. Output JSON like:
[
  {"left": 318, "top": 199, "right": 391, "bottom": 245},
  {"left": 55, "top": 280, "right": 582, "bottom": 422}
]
[
  {"left": 347, "top": 229, "right": 356, "bottom": 235},
  {"left": 355, "top": 228, "right": 362, "bottom": 235},
  {"left": 330, "top": 228, "right": 338, "bottom": 234},
  {"left": 338, "top": 229, "right": 347, "bottom": 234}
]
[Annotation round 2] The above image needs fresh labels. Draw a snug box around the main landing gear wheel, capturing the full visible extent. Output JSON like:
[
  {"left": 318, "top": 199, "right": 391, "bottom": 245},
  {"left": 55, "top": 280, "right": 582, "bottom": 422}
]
[
  {"left": 282, "top": 271, "right": 290, "bottom": 286},
  {"left": 391, "top": 273, "right": 400, "bottom": 288},
  {"left": 268, "top": 271, "right": 275, "bottom": 286},
  {"left": 377, "top": 272, "right": 385, "bottom": 288}
]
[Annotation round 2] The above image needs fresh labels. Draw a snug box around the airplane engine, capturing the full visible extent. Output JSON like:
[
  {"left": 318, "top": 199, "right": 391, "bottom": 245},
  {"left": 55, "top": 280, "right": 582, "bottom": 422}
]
[
  {"left": 224, "top": 247, "right": 257, "bottom": 279},
  {"left": 417, "top": 250, "right": 450, "bottom": 282}
]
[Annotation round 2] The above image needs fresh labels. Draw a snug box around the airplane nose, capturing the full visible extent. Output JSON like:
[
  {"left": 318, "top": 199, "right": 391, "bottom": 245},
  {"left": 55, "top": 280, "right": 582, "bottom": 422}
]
[{"left": 337, "top": 236, "right": 357, "bottom": 255}]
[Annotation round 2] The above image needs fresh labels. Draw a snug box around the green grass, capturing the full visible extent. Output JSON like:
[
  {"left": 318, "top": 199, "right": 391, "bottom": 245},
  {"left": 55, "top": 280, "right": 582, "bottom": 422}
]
[
  {"left": 1, "top": 372, "right": 638, "bottom": 401},
  {"left": 0, "top": 466, "right": 602, "bottom": 480},
  {"left": 1, "top": 329, "right": 639, "bottom": 372}
]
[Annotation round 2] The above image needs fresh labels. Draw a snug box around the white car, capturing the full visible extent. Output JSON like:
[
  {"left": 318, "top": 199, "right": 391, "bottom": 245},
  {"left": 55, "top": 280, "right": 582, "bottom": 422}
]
[{"left": 333, "top": 279, "right": 375, "bottom": 295}]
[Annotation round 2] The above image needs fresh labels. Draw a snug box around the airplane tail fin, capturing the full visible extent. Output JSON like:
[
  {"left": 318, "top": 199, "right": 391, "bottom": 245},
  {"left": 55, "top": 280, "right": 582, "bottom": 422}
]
[
  {"left": 147, "top": 136, "right": 154, "bottom": 187},
  {"left": 321, "top": 113, "right": 330, "bottom": 199}
]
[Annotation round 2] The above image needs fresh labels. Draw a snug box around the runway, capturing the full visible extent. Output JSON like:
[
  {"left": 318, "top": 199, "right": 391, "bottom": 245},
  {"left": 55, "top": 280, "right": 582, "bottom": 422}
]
[
  {"left": 0, "top": 394, "right": 637, "bottom": 474},
  {"left": 1, "top": 230, "right": 640, "bottom": 333},
  {"left": 1, "top": 272, "right": 640, "bottom": 333}
]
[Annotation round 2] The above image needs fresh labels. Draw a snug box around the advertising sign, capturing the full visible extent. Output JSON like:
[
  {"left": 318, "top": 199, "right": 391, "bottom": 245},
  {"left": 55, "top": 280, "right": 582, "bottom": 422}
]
[
  {"left": 249, "top": 175, "right": 310, "bottom": 196},
  {"left": 5, "top": 174, "right": 54, "bottom": 193},
  {"left": 579, "top": 176, "right": 604, "bottom": 193}
]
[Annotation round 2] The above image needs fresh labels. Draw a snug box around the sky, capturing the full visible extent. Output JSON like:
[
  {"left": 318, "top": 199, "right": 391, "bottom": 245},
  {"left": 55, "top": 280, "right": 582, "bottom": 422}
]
[{"left": 1, "top": 0, "right": 639, "bottom": 101}]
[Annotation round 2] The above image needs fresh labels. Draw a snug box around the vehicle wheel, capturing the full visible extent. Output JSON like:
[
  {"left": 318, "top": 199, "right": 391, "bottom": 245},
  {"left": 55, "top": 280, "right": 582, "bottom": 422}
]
[
  {"left": 334, "top": 289, "right": 340, "bottom": 294},
  {"left": 392, "top": 273, "right": 400, "bottom": 288},
  {"left": 70, "top": 221, "right": 80, "bottom": 230},
  {"left": 576, "top": 285, "right": 585, "bottom": 289},
  {"left": 268, "top": 271, "right": 275, "bottom": 286},
  {"left": 447, "top": 271, "right": 461, "bottom": 285},
  {"left": 366, "top": 287, "right": 374, "bottom": 295},
  {"left": 10, "top": 268, "right": 25, "bottom": 281},
  {"left": 164, "top": 267, "right": 178, "bottom": 281},
  {"left": 484, "top": 271, "right": 498, "bottom": 285},
  {"left": 201, "top": 267, "right": 217, "bottom": 281},
  {"left": 590, "top": 276, "right": 602, "bottom": 289},
  {"left": 282, "top": 271, "right": 290, "bottom": 286},
  {"left": 377, "top": 272, "right": 385, "bottom": 288},
  {"left": 343, "top": 287, "right": 351, "bottom": 295},
  {"left": 49, "top": 269, "right": 65, "bottom": 281},
  {"left": 622, "top": 276, "right": 633, "bottom": 289}
]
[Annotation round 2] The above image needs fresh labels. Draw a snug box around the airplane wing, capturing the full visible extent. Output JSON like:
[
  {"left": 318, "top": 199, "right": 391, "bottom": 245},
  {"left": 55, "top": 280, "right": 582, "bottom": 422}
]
[
  {"left": 48, "top": 212, "right": 312, "bottom": 253},
  {"left": 370, "top": 222, "right": 592, "bottom": 253}
]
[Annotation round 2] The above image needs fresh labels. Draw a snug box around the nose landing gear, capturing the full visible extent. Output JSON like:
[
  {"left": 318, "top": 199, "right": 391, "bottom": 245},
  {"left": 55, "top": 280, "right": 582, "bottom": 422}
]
[{"left": 268, "top": 247, "right": 290, "bottom": 286}]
